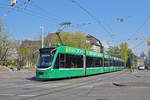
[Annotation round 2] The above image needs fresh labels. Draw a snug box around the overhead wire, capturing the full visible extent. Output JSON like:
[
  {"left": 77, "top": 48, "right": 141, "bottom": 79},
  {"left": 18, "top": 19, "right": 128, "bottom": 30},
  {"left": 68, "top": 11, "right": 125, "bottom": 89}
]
[
  {"left": 14, "top": 0, "right": 33, "bottom": 10},
  {"left": 130, "top": 40, "right": 146, "bottom": 54},
  {"left": 7, "top": 0, "right": 66, "bottom": 23},
  {"left": 12, "top": 0, "right": 65, "bottom": 22},
  {"left": 69, "top": 22, "right": 106, "bottom": 39},
  {"left": 24, "top": 8, "right": 61, "bottom": 23},
  {"left": 0, "top": 5, "right": 51, "bottom": 40},
  {"left": 30, "top": 2, "right": 65, "bottom": 22},
  {"left": 123, "top": 16, "right": 150, "bottom": 56},
  {"left": 127, "top": 16, "right": 150, "bottom": 41},
  {"left": 1, "top": 6, "right": 54, "bottom": 24},
  {"left": 1, "top": 1, "right": 96, "bottom": 38},
  {"left": 0, "top": 1, "right": 65, "bottom": 25},
  {"left": 70, "top": 0, "right": 114, "bottom": 37}
]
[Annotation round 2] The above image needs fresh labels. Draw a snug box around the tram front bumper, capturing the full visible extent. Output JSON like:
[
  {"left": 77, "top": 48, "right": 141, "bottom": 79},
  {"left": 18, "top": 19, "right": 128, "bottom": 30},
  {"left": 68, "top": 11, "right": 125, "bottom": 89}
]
[{"left": 36, "top": 70, "right": 51, "bottom": 79}]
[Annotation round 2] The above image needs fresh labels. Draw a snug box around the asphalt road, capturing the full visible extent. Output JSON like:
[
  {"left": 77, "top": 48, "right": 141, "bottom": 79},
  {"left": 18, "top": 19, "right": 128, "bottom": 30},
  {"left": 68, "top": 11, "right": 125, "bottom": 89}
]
[{"left": 0, "top": 70, "right": 150, "bottom": 100}]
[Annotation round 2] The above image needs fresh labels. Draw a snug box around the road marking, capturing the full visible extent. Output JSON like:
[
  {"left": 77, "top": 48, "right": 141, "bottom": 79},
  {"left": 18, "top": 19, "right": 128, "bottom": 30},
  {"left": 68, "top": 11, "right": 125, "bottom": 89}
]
[{"left": 0, "top": 94, "right": 36, "bottom": 97}]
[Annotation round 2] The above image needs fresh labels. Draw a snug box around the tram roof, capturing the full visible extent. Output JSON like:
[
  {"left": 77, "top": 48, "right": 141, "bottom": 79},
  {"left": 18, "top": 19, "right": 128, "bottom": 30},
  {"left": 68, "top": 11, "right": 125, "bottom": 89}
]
[{"left": 41, "top": 46, "right": 124, "bottom": 62}]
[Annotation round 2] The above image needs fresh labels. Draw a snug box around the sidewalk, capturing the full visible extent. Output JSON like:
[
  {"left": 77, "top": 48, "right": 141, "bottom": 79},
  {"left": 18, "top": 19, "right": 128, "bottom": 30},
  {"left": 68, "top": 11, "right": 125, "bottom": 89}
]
[{"left": 0, "top": 70, "right": 35, "bottom": 79}]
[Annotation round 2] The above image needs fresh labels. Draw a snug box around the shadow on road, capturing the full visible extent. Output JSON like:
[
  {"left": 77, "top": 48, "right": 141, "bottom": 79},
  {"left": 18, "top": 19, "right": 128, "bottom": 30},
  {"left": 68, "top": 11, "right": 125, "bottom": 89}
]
[
  {"left": 26, "top": 76, "right": 85, "bottom": 82},
  {"left": 26, "top": 73, "right": 105, "bottom": 82}
]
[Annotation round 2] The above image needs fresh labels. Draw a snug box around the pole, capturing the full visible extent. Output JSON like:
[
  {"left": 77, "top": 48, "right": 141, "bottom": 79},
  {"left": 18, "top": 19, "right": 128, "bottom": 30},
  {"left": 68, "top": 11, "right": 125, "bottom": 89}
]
[
  {"left": 0, "top": 25, "right": 2, "bottom": 33},
  {"left": 83, "top": 50, "right": 86, "bottom": 76},
  {"left": 40, "top": 25, "right": 44, "bottom": 48},
  {"left": 132, "top": 54, "right": 134, "bottom": 72},
  {"left": 56, "top": 31, "right": 64, "bottom": 45},
  {"left": 103, "top": 54, "right": 105, "bottom": 72},
  {"left": 0, "top": 48, "right": 1, "bottom": 66}
]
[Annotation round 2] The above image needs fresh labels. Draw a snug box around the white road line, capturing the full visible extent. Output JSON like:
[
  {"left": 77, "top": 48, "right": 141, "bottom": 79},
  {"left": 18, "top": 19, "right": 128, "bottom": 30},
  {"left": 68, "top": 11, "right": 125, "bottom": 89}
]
[{"left": 0, "top": 94, "right": 36, "bottom": 97}]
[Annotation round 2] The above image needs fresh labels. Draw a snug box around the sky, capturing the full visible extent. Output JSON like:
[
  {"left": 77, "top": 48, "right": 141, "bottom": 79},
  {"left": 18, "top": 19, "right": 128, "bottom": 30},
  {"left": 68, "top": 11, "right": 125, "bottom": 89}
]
[{"left": 0, "top": 0, "right": 150, "bottom": 56}]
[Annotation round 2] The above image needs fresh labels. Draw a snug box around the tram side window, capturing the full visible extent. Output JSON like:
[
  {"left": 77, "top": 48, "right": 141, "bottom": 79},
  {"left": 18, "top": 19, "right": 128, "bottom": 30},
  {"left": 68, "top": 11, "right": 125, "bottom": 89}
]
[
  {"left": 86, "top": 56, "right": 92, "bottom": 67},
  {"left": 93, "top": 57, "right": 101, "bottom": 67},
  {"left": 117, "top": 61, "right": 119, "bottom": 67},
  {"left": 119, "top": 62, "right": 122, "bottom": 67},
  {"left": 66, "top": 54, "right": 83, "bottom": 68},
  {"left": 99, "top": 58, "right": 103, "bottom": 67},
  {"left": 116, "top": 61, "right": 118, "bottom": 67},
  {"left": 112, "top": 61, "right": 115, "bottom": 66},
  {"left": 60, "top": 54, "right": 66, "bottom": 68},
  {"left": 86, "top": 56, "right": 103, "bottom": 68},
  {"left": 54, "top": 53, "right": 83, "bottom": 69},
  {"left": 121, "top": 62, "right": 123, "bottom": 66},
  {"left": 104, "top": 59, "right": 110, "bottom": 67},
  {"left": 115, "top": 61, "right": 117, "bottom": 67},
  {"left": 54, "top": 54, "right": 59, "bottom": 69},
  {"left": 110, "top": 60, "right": 113, "bottom": 66},
  {"left": 114, "top": 61, "right": 117, "bottom": 67},
  {"left": 54, "top": 53, "right": 66, "bottom": 69},
  {"left": 118, "top": 62, "right": 120, "bottom": 67}
]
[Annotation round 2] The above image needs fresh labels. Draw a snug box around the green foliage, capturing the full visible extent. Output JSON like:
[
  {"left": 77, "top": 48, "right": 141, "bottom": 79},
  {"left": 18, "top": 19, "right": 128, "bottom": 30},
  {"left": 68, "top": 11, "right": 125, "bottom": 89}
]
[
  {"left": 25, "top": 67, "right": 30, "bottom": 69},
  {"left": 119, "top": 42, "right": 129, "bottom": 65},
  {"left": 7, "top": 59, "right": 16, "bottom": 66},
  {"left": 0, "top": 59, "right": 16, "bottom": 66},
  {"left": 107, "top": 46, "right": 120, "bottom": 57},
  {"left": 0, "top": 19, "right": 39, "bottom": 69},
  {"left": 108, "top": 42, "right": 137, "bottom": 67},
  {"left": 17, "top": 47, "right": 38, "bottom": 69},
  {"left": 24, "top": 66, "right": 36, "bottom": 70},
  {"left": 0, "top": 19, "right": 11, "bottom": 66},
  {"left": 51, "top": 31, "right": 91, "bottom": 50}
]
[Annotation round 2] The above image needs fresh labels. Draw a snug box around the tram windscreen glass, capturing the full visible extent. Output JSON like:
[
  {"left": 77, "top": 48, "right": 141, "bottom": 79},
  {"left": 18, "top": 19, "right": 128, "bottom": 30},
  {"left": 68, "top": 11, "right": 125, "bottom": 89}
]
[{"left": 37, "top": 52, "right": 53, "bottom": 68}]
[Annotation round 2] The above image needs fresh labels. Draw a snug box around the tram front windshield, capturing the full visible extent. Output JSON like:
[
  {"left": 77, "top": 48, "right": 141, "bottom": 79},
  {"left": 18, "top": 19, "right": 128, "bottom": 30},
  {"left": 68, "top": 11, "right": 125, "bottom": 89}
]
[{"left": 37, "top": 49, "right": 55, "bottom": 68}]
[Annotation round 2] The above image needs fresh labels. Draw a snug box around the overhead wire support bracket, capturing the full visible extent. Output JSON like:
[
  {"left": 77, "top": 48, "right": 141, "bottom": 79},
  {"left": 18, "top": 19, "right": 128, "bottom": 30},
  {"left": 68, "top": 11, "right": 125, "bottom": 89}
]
[{"left": 55, "top": 22, "right": 72, "bottom": 46}]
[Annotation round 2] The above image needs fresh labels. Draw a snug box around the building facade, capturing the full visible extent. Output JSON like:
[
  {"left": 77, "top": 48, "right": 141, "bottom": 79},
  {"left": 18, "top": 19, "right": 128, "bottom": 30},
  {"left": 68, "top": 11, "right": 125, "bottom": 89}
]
[
  {"left": 21, "top": 40, "right": 41, "bottom": 48},
  {"left": 86, "top": 34, "right": 103, "bottom": 53}
]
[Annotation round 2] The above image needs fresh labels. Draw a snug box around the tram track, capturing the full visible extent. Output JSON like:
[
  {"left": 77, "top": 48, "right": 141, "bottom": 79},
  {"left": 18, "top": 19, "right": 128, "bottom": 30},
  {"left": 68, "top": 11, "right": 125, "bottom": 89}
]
[
  {"left": 21, "top": 71, "right": 126, "bottom": 100},
  {"left": 1, "top": 70, "right": 150, "bottom": 100},
  {"left": 0, "top": 71, "right": 120, "bottom": 91}
]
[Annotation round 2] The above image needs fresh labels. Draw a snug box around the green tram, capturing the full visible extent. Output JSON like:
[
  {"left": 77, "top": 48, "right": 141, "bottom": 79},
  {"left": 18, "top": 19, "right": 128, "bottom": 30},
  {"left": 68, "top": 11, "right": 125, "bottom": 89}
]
[{"left": 36, "top": 46, "right": 124, "bottom": 79}]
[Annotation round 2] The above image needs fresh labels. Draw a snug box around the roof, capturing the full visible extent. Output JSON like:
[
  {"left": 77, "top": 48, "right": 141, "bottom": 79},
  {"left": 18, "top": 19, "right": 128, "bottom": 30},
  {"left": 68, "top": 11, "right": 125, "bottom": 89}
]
[
  {"left": 21, "top": 40, "right": 41, "bottom": 48},
  {"left": 86, "top": 34, "right": 101, "bottom": 46}
]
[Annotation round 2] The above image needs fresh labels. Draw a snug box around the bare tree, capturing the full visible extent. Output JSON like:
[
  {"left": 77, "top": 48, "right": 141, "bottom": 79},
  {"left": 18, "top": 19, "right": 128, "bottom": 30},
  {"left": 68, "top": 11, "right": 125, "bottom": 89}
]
[{"left": 0, "top": 19, "right": 18, "bottom": 66}]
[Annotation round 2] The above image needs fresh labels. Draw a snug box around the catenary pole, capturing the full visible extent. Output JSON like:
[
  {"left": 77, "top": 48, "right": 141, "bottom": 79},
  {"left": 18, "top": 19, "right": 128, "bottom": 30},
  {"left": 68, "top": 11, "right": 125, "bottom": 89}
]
[{"left": 40, "top": 25, "right": 44, "bottom": 48}]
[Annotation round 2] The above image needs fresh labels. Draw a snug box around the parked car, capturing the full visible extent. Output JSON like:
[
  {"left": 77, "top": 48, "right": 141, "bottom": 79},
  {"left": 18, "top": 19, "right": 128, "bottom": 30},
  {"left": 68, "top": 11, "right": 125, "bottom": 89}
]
[{"left": 138, "top": 65, "right": 145, "bottom": 70}]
